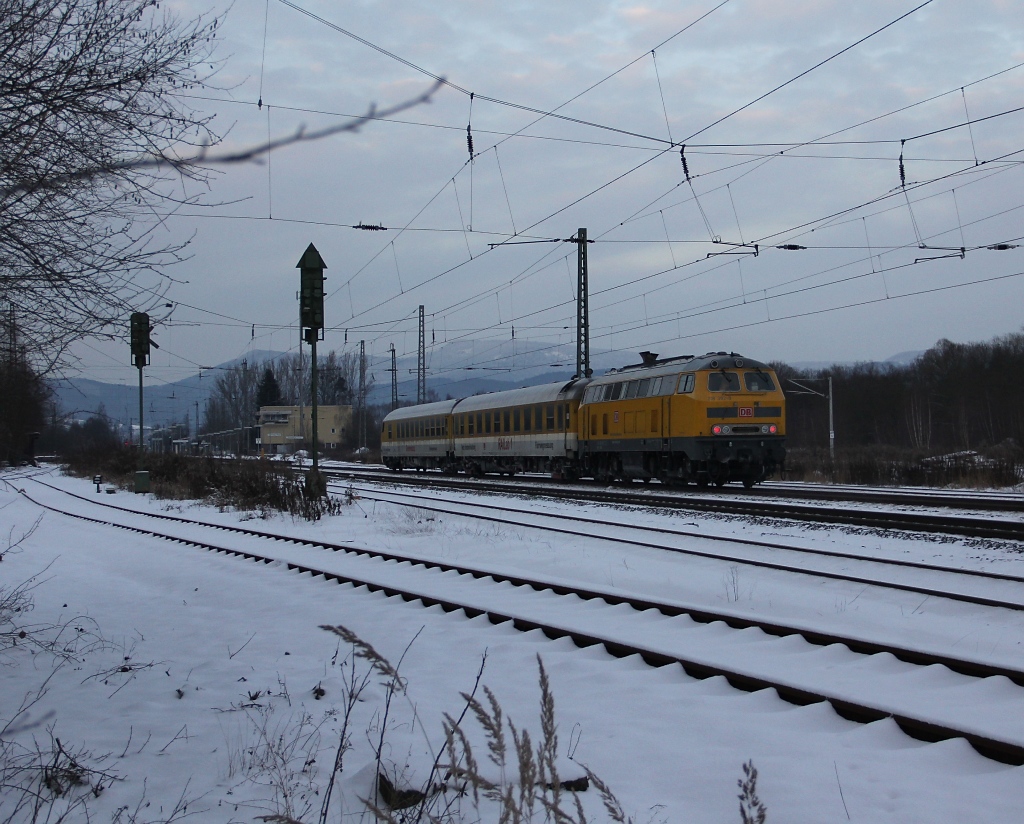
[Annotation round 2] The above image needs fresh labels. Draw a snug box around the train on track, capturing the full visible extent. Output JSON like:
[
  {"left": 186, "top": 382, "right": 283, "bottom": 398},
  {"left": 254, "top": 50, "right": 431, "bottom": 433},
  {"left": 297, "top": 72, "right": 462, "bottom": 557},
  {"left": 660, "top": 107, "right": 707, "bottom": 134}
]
[{"left": 381, "top": 351, "right": 786, "bottom": 487}]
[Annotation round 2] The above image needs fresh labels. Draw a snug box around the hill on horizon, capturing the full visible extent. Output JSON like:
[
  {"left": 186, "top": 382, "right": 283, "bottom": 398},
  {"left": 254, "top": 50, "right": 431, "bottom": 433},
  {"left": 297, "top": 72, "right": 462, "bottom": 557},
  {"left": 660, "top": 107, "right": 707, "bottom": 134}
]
[{"left": 50, "top": 342, "right": 926, "bottom": 428}]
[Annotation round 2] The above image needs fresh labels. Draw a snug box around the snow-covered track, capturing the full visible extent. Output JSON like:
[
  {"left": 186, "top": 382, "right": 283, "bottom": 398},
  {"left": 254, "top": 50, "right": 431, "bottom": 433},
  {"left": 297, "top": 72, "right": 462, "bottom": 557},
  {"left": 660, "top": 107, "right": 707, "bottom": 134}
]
[
  {"left": 339, "top": 481, "right": 1024, "bottom": 613},
  {"left": 325, "top": 467, "right": 1024, "bottom": 539},
  {"left": 14, "top": 478, "right": 1024, "bottom": 767}
]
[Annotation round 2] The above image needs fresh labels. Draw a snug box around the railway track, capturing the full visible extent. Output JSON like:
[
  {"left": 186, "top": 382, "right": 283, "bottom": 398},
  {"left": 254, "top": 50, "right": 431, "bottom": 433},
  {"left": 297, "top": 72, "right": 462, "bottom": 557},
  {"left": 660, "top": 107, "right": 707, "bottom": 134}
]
[
  {"left": 325, "top": 465, "right": 1024, "bottom": 540},
  {"left": 337, "top": 481, "right": 1024, "bottom": 612},
  {"left": 14, "top": 476, "right": 1024, "bottom": 766}
]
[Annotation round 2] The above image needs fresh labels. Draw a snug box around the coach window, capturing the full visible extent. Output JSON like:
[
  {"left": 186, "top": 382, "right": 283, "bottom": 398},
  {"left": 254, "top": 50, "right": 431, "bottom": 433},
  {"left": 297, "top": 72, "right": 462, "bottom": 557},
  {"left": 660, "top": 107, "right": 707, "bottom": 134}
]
[
  {"left": 473, "top": 413, "right": 479, "bottom": 434},
  {"left": 513, "top": 408, "right": 521, "bottom": 432},
  {"left": 558, "top": 405, "right": 565, "bottom": 430},
  {"left": 502, "top": 410, "right": 510, "bottom": 432},
  {"left": 468, "top": 414, "right": 475, "bottom": 435},
  {"left": 523, "top": 408, "right": 530, "bottom": 432},
  {"left": 545, "top": 405, "right": 555, "bottom": 430},
  {"left": 484, "top": 413, "right": 491, "bottom": 434},
  {"left": 708, "top": 371, "right": 741, "bottom": 392},
  {"left": 677, "top": 374, "right": 695, "bottom": 393},
  {"left": 493, "top": 411, "right": 500, "bottom": 432},
  {"left": 744, "top": 371, "right": 776, "bottom": 391}
]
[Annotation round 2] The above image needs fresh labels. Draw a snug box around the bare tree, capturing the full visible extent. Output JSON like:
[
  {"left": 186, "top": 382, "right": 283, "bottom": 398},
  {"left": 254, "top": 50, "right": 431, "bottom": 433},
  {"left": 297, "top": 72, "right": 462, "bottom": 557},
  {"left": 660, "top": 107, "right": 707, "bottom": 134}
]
[
  {"left": 203, "top": 359, "right": 262, "bottom": 435},
  {"left": 0, "top": 0, "right": 223, "bottom": 374}
]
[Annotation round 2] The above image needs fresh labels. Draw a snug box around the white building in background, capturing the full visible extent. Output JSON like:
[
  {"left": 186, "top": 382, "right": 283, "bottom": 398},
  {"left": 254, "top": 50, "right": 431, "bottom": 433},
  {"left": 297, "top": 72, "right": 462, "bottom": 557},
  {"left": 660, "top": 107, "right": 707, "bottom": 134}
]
[{"left": 257, "top": 405, "right": 352, "bottom": 454}]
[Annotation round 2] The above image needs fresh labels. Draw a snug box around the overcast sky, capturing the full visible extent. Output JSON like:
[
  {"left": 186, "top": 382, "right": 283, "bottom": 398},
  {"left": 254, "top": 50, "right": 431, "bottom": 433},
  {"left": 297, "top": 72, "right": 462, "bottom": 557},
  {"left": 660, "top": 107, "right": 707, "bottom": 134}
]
[{"left": 73, "top": 0, "right": 1024, "bottom": 391}]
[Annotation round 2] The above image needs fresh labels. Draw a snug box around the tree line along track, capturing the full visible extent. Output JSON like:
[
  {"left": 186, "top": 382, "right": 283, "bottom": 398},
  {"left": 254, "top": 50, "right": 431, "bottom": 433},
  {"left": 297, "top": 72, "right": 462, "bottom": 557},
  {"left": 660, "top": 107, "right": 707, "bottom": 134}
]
[
  {"left": 13, "top": 478, "right": 1024, "bottom": 766},
  {"left": 325, "top": 467, "right": 1024, "bottom": 541}
]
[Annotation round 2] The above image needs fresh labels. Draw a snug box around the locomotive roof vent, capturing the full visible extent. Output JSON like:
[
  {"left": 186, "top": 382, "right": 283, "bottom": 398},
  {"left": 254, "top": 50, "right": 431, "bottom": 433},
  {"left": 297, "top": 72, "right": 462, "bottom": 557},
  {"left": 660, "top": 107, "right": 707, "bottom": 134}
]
[{"left": 639, "top": 351, "right": 660, "bottom": 366}]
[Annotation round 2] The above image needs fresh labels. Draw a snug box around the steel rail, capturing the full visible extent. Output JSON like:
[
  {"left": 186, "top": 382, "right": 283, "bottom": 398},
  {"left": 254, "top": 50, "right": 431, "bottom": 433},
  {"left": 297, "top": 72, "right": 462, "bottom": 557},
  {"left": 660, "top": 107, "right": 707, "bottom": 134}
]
[
  {"left": 344, "top": 482, "right": 1024, "bottom": 586},
  {"left": 326, "top": 467, "right": 1024, "bottom": 540},
  {"left": 12, "top": 482, "right": 1024, "bottom": 767}
]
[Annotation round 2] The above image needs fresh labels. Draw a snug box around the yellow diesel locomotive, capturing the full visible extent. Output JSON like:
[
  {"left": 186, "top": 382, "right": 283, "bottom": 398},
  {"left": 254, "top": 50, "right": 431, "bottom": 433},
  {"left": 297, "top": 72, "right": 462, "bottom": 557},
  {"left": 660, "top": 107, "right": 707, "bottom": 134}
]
[{"left": 380, "top": 351, "right": 785, "bottom": 487}]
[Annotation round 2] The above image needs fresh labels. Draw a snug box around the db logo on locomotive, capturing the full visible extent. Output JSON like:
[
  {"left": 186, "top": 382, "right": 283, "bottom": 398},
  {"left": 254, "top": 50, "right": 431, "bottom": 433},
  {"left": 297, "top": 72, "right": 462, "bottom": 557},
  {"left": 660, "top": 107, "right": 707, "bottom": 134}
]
[{"left": 739, "top": 407, "right": 754, "bottom": 417}]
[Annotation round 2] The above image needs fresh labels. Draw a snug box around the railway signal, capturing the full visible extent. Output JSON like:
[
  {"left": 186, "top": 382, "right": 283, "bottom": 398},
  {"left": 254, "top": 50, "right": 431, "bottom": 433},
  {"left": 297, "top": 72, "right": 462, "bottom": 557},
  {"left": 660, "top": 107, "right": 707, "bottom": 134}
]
[
  {"left": 129, "top": 312, "right": 158, "bottom": 456},
  {"left": 294, "top": 243, "right": 327, "bottom": 496}
]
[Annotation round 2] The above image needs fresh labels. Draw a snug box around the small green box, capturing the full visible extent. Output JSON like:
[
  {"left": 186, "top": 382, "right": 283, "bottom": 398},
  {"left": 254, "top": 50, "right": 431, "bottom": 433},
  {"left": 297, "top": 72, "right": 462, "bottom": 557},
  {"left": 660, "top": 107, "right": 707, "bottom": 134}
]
[{"left": 134, "top": 470, "right": 150, "bottom": 493}]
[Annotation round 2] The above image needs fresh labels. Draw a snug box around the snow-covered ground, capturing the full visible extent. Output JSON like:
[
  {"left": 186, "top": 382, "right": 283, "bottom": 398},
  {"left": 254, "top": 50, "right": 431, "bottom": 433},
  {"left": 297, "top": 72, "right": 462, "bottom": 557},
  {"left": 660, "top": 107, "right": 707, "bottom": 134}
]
[{"left": 3, "top": 467, "right": 1024, "bottom": 823}]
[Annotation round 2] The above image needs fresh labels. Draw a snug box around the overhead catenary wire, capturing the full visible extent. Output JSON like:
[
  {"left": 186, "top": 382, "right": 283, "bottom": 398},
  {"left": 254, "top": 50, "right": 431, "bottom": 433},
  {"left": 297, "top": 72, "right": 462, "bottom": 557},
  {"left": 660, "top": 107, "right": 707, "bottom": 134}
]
[{"left": 73, "top": 8, "right": 1024, "bottom": 384}]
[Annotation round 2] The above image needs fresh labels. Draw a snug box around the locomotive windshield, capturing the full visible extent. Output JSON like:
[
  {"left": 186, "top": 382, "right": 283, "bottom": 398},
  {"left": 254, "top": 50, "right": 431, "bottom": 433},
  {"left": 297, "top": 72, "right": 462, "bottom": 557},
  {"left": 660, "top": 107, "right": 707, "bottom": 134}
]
[
  {"left": 708, "top": 371, "right": 741, "bottom": 392},
  {"left": 744, "top": 371, "right": 776, "bottom": 391}
]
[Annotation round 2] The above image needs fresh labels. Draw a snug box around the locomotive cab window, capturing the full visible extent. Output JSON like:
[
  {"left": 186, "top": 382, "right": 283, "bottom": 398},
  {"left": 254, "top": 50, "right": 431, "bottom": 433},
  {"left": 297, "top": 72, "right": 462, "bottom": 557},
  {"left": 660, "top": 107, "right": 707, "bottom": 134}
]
[
  {"left": 624, "top": 380, "right": 640, "bottom": 399},
  {"left": 676, "top": 373, "right": 695, "bottom": 393},
  {"left": 744, "top": 371, "right": 776, "bottom": 391},
  {"left": 708, "top": 371, "right": 741, "bottom": 392}
]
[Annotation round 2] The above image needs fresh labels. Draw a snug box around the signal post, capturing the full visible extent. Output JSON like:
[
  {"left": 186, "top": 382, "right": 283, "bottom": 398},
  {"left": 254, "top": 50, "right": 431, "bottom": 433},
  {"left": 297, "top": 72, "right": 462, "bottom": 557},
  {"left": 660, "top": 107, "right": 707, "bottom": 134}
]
[{"left": 295, "top": 243, "right": 327, "bottom": 497}]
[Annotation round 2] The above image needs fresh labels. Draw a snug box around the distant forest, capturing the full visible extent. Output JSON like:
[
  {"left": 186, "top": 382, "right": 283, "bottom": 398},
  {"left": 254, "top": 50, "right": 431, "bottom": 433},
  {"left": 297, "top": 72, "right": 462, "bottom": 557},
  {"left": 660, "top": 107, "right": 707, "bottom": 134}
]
[{"left": 777, "top": 330, "right": 1024, "bottom": 457}]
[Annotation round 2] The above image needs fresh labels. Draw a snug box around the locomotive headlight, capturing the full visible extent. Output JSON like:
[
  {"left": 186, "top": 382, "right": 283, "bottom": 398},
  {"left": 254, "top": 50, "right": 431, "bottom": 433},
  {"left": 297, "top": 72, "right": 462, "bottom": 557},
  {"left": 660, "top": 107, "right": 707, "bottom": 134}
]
[{"left": 722, "top": 425, "right": 731, "bottom": 435}]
